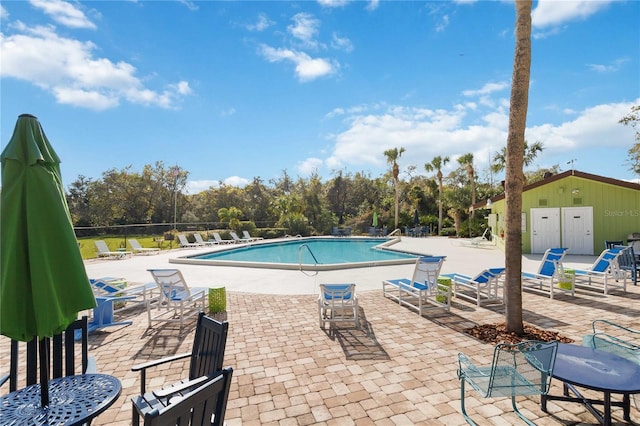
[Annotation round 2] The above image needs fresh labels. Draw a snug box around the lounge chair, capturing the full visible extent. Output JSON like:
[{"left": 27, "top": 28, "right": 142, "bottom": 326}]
[
  {"left": 444, "top": 267, "right": 505, "bottom": 306},
  {"left": 458, "top": 340, "right": 558, "bottom": 425},
  {"left": 212, "top": 232, "right": 234, "bottom": 244},
  {"left": 573, "top": 247, "right": 627, "bottom": 295},
  {"left": 128, "top": 238, "right": 160, "bottom": 255},
  {"left": 177, "top": 234, "right": 205, "bottom": 248},
  {"left": 521, "top": 247, "right": 573, "bottom": 298},
  {"left": 243, "top": 230, "right": 263, "bottom": 241},
  {"left": 318, "top": 283, "right": 359, "bottom": 329},
  {"left": 193, "top": 233, "right": 218, "bottom": 246},
  {"left": 95, "top": 240, "right": 132, "bottom": 259},
  {"left": 146, "top": 269, "right": 207, "bottom": 329},
  {"left": 382, "top": 256, "right": 450, "bottom": 313},
  {"left": 230, "top": 231, "right": 252, "bottom": 243}
]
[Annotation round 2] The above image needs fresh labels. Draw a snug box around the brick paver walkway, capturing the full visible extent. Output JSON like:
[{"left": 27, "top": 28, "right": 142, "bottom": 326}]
[{"left": 43, "top": 282, "right": 640, "bottom": 425}]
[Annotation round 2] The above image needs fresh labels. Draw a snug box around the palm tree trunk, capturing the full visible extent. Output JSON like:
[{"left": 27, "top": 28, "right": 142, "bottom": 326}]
[{"left": 504, "top": 0, "right": 532, "bottom": 335}]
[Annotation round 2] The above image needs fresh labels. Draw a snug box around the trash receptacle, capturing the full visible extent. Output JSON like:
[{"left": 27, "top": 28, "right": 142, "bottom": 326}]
[
  {"left": 436, "top": 276, "right": 452, "bottom": 303},
  {"left": 208, "top": 287, "right": 226, "bottom": 313},
  {"left": 558, "top": 268, "right": 574, "bottom": 290}
]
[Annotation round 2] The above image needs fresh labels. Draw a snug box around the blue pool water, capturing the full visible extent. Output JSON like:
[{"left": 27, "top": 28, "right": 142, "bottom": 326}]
[{"left": 176, "top": 237, "right": 418, "bottom": 270}]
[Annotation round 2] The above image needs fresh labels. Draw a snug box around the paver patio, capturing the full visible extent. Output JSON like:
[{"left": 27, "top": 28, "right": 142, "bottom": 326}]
[{"left": 2, "top": 238, "right": 638, "bottom": 425}]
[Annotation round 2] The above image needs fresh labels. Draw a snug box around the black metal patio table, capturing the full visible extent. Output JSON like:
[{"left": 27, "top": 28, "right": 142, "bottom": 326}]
[
  {"left": 0, "top": 373, "right": 121, "bottom": 425},
  {"left": 541, "top": 343, "right": 640, "bottom": 425}
]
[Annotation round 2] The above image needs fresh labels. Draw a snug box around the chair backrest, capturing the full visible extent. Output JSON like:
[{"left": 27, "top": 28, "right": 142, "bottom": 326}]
[
  {"left": 213, "top": 232, "right": 224, "bottom": 243},
  {"left": 537, "top": 247, "right": 567, "bottom": 277},
  {"left": 178, "top": 235, "right": 191, "bottom": 245},
  {"left": 129, "top": 239, "right": 143, "bottom": 250},
  {"left": 193, "top": 233, "right": 206, "bottom": 244},
  {"left": 95, "top": 240, "right": 111, "bottom": 253},
  {"left": 605, "top": 240, "right": 624, "bottom": 250},
  {"left": 229, "top": 232, "right": 241, "bottom": 241},
  {"left": 411, "top": 256, "right": 444, "bottom": 289},
  {"left": 4, "top": 316, "right": 90, "bottom": 392},
  {"left": 319, "top": 284, "right": 356, "bottom": 304},
  {"left": 590, "top": 248, "right": 621, "bottom": 273},
  {"left": 615, "top": 245, "right": 636, "bottom": 268},
  {"left": 488, "top": 340, "right": 558, "bottom": 398},
  {"left": 188, "top": 312, "right": 229, "bottom": 381},
  {"left": 148, "top": 269, "right": 190, "bottom": 302},
  {"left": 140, "top": 367, "right": 233, "bottom": 426},
  {"left": 242, "top": 231, "right": 252, "bottom": 240}
]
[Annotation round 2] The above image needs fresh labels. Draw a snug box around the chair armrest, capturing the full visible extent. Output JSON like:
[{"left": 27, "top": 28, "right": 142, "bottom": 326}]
[
  {"left": 86, "top": 356, "right": 97, "bottom": 374},
  {"left": 0, "top": 373, "right": 8, "bottom": 388},
  {"left": 131, "top": 352, "right": 192, "bottom": 372},
  {"left": 152, "top": 375, "right": 211, "bottom": 399}
]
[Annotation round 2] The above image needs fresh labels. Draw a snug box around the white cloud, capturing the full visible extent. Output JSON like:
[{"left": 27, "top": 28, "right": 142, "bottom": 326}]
[
  {"left": 0, "top": 24, "right": 191, "bottom": 110},
  {"left": 297, "top": 157, "right": 323, "bottom": 176},
  {"left": 247, "top": 13, "right": 274, "bottom": 32},
  {"left": 1, "top": 5, "right": 9, "bottom": 20},
  {"left": 288, "top": 13, "right": 320, "bottom": 46},
  {"left": 532, "top": 0, "right": 614, "bottom": 28},
  {"left": 220, "top": 107, "right": 236, "bottom": 117},
  {"left": 435, "top": 14, "right": 449, "bottom": 33},
  {"left": 259, "top": 45, "right": 336, "bottom": 82},
  {"left": 463, "top": 81, "right": 509, "bottom": 97},
  {"left": 317, "top": 0, "right": 349, "bottom": 8},
  {"left": 30, "top": 0, "right": 96, "bottom": 29},
  {"left": 366, "top": 0, "right": 379, "bottom": 12},
  {"left": 186, "top": 180, "right": 220, "bottom": 194},
  {"left": 331, "top": 32, "right": 353, "bottom": 52},
  {"left": 587, "top": 57, "right": 630, "bottom": 73},
  {"left": 223, "top": 176, "right": 249, "bottom": 188}
]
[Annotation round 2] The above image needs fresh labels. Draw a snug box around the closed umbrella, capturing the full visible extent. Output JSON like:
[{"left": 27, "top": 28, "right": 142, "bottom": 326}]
[
  {"left": 414, "top": 209, "right": 419, "bottom": 226},
  {"left": 1, "top": 114, "right": 96, "bottom": 406},
  {"left": 372, "top": 211, "right": 378, "bottom": 228}
]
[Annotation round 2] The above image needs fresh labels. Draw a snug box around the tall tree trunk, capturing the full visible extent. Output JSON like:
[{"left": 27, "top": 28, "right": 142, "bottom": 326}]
[
  {"left": 504, "top": 0, "right": 532, "bottom": 335},
  {"left": 437, "top": 172, "right": 443, "bottom": 234}
]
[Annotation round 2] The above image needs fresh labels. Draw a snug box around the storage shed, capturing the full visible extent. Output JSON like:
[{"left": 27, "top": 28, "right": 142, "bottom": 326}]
[{"left": 479, "top": 170, "right": 640, "bottom": 254}]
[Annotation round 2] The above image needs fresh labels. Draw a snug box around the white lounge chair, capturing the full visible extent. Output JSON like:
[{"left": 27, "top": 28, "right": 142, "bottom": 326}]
[
  {"left": 95, "top": 240, "right": 132, "bottom": 259},
  {"left": 521, "top": 247, "right": 573, "bottom": 299},
  {"left": 146, "top": 269, "right": 208, "bottom": 329},
  {"left": 445, "top": 267, "right": 505, "bottom": 306},
  {"left": 128, "top": 238, "right": 160, "bottom": 255},
  {"left": 230, "top": 231, "right": 251, "bottom": 244},
  {"left": 382, "top": 256, "right": 449, "bottom": 313},
  {"left": 194, "top": 233, "right": 217, "bottom": 246},
  {"left": 177, "top": 234, "right": 205, "bottom": 248},
  {"left": 574, "top": 247, "right": 627, "bottom": 295},
  {"left": 212, "top": 232, "right": 234, "bottom": 245},
  {"left": 318, "top": 283, "right": 358, "bottom": 329},
  {"left": 242, "top": 230, "right": 263, "bottom": 241}
]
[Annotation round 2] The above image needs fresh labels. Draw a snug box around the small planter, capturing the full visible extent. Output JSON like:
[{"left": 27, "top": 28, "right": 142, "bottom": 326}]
[
  {"left": 436, "top": 276, "right": 452, "bottom": 303},
  {"left": 208, "top": 287, "right": 226, "bottom": 313}
]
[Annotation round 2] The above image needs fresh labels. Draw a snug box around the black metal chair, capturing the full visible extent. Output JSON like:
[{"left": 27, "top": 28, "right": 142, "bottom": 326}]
[
  {"left": 132, "top": 312, "right": 229, "bottom": 395},
  {"left": 605, "top": 240, "right": 624, "bottom": 249},
  {"left": 0, "top": 316, "right": 93, "bottom": 394},
  {"left": 132, "top": 367, "right": 233, "bottom": 426},
  {"left": 616, "top": 245, "right": 639, "bottom": 286}
]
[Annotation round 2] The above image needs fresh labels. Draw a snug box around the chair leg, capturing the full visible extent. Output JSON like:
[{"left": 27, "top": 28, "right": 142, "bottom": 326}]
[
  {"left": 511, "top": 394, "right": 536, "bottom": 426},
  {"left": 459, "top": 379, "right": 478, "bottom": 426}
]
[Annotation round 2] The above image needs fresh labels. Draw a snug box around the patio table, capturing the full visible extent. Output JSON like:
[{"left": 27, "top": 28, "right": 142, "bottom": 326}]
[
  {"left": 0, "top": 373, "right": 121, "bottom": 425},
  {"left": 541, "top": 343, "right": 640, "bottom": 425}
]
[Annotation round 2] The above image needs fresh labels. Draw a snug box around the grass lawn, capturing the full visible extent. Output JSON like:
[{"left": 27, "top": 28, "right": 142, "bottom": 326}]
[{"left": 77, "top": 236, "right": 173, "bottom": 259}]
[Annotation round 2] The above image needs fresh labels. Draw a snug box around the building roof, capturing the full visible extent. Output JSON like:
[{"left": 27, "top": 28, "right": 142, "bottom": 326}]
[{"left": 475, "top": 169, "right": 640, "bottom": 209}]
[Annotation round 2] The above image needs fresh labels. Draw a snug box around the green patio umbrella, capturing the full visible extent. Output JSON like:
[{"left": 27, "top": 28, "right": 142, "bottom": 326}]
[
  {"left": 1, "top": 114, "right": 96, "bottom": 404},
  {"left": 372, "top": 211, "right": 378, "bottom": 228}
]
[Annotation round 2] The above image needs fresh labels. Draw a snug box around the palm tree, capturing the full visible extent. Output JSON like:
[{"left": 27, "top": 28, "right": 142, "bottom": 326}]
[
  {"left": 424, "top": 156, "right": 450, "bottom": 234},
  {"left": 457, "top": 153, "right": 475, "bottom": 219},
  {"left": 384, "top": 147, "right": 405, "bottom": 229},
  {"left": 504, "top": 0, "right": 532, "bottom": 335},
  {"left": 491, "top": 140, "right": 544, "bottom": 174}
]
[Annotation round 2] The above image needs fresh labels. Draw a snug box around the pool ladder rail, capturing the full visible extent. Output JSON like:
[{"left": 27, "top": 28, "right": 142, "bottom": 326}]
[{"left": 298, "top": 244, "right": 319, "bottom": 276}]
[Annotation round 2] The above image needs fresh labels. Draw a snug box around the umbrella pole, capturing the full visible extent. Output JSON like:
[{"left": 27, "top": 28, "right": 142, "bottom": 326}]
[{"left": 39, "top": 338, "right": 50, "bottom": 407}]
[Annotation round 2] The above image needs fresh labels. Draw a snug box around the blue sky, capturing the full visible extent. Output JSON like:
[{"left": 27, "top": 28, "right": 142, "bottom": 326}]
[{"left": 1, "top": 0, "right": 639, "bottom": 193}]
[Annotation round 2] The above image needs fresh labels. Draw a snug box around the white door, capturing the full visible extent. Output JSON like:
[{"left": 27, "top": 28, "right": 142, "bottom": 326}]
[
  {"left": 562, "top": 206, "right": 594, "bottom": 255},
  {"left": 531, "top": 208, "right": 560, "bottom": 254}
]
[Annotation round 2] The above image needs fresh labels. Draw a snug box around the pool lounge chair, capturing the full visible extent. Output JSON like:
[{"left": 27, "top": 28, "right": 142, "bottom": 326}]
[
  {"left": 382, "top": 256, "right": 450, "bottom": 314},
  {"left": 521, "top": 247, "right": 573, "bottom": 299},
  {"left": 573, "top": 247, "right": 627, "bottom": 295},
  {"left": 212, "top": 232, "right": 234, "bottom": 245},
  {"left": 95, "top": 240, "right": 132, "bottom": 259},
  {"left": 128, "top": 238, "right": 160, "bottom": 255},
  {"left": 178, "top": 234, "right": 205, "bottom": 248},
  {"left": 230, "top": 231, "right": 252, "bottom": 244},
  {"left": 194, "top": 233, "right": 217, "bottom": 246},
  {"left": 242, "top": 230, "right": 263, "bottom": 241},
  {"left": 444, "top": 267, "right": 505, "bottom": 306}
]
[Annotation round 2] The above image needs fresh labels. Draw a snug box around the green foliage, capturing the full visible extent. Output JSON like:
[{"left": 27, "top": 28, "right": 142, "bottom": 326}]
[
  {"left": 276, "top": 213, "right": 310, "bottom": 236},
  {"left": 439, "top": 227, "right": 456, "bottom": 236}
]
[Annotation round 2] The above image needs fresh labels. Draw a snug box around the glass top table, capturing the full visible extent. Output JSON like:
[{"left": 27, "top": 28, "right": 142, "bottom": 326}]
[
  {"left": 0, "top": 373, "right": 121, "bottom": 426},
  {"left": 541, "top": 343, "right": 640, "bottom": 425}
]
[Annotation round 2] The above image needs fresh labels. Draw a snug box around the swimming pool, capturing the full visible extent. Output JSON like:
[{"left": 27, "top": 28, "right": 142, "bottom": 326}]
[{"left": 171, "top": 237, "right": 419, "bottom": 270}]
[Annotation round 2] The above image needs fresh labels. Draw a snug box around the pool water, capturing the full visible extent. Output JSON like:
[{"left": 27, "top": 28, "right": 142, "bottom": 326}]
[{"left": 174, "top": 237, "right": 418, "bottom": 270}]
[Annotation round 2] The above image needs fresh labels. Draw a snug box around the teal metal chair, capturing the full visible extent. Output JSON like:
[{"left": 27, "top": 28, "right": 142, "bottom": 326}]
[
  {"left": 582, "top": 319, "right": 640, "bottom": 364},
  {"left": 458, "top": 340, "right": 558, "bottom": 425}
]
